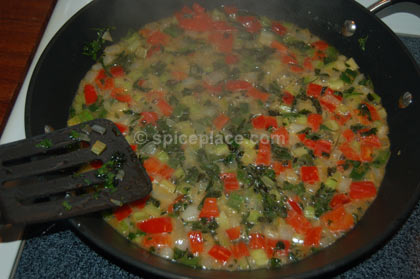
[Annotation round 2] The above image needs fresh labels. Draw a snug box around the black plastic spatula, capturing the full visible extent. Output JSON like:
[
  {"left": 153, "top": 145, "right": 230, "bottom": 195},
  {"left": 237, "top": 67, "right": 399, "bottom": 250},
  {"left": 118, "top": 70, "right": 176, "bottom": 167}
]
[{"left": 0, "top": 119, "right": 151, "bottom": 225}]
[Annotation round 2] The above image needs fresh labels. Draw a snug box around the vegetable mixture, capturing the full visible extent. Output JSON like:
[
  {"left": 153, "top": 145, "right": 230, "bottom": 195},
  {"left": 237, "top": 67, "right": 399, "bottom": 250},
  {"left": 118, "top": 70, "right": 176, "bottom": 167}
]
[{"left": 68, "top": 4, "right": 390, "bottom": 270}]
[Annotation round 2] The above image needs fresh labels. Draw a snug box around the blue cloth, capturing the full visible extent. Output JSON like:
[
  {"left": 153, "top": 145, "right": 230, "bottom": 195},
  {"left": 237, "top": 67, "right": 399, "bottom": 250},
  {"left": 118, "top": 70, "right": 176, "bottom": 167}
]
[{"left": 14, "top": 36, "right": 420, "bottom": 279}]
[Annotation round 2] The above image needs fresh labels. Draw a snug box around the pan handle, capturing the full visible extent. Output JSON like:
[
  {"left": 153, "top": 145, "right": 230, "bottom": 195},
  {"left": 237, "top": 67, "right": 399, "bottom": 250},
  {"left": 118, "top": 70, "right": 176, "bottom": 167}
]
[{"left": 369, "top": 0, "right": 420, "bottom": 13}]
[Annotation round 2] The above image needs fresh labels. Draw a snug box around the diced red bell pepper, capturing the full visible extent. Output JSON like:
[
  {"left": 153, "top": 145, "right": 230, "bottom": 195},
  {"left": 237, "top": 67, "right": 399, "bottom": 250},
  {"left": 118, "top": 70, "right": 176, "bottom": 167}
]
[
  {"left": 256, "top": 140, "right": 271, "bottom": 166},
  {"left": 290, "top": 65, "right": 304, "bottom": 73},
  {"left": 114, "top": 122, "right": 128, "bottom": 134},
  {"left": 303, "top": 57, "right": 313, "bottom": 71},
  {"left": 314, "top": 139, "right": 332, "bottom": 157},
  {"left": 307, "top": 113, "right": 323, "bottom": 132},
  {"left": 271, "top": 127, "right": 289, "bottom": 146},
  {"left": 137, "top": 217, "right": 173, "bottom": 234},
  {"left": 95, "top": 69, "right": 114, "bottom": 90},
  {"left": 212, "top": 21, "right": 236, "bottom": 32},
  {"left": 147, "top": 30, "right": 169, "bottom": 46},
  {"left": 247, "top": 87, "right": 269, "bottom": 102},
  {"left": 320, "top": 94, "right": 340, "bottom": 113},
  {"left": 208, "top": 245, "right": 232, "bottom": 263},
  {"left": 282, "top": 91, "right": 294, "bottom": 105},
  {"left": 272, "top": 22, "right": 287, "bottom": 36},
  {"left": 321, "top": 206, "right": 354, "bottom": 233},
  {"left": 213, "top": 114, "right": 230, "bottom": 130},
  {"left": 175, "top": 4, "right": 212, "bottom": 32},
  {"left": 288, "top": 198, "right": 302, "bottom": 215},
  {"left": 143, "top": 157, "right": 174, "bottom": 179},
  {"left": 301, "top": 166, "right": 319, "bottom": 184},
  {"left": 146, "top": 45, "right": 162, "bottom": 58},
  {"left": 252, "top": 115, "right": 266, "bottom": 129},
  {"left": 143, "top": 157, "right": 162, "bottom": 175},
  {"left": 360, "top": 143, "right": 373, "bottom": 162},
  {"left": 330, "top": 193, "right": 351, "bottom": 209},
  {"left": 312, "top": 40, "right": 329, "bottom": 51},
  {"left": 208, "top": 31, "right": 234, "bottom": 53},
  {"left": 266, "top": 239, "right": 290, "bottom": 258},
  {"left": 142, "top": 233, "right": 172, "bottom": 248},
  {"left": 282, "top": 54, "right": 298, "bottom": 65},
  {"left": 130, "top": 144, "right": 137, "bottom": 152},
  {"left": 237, "top": 16, "right": 261, "bottom": 33},
  {"left": 304, "top": 226, "right": 322, "bottom": 247},
  {"left": 199, "top": 198, "right": 220, "bottom": 218},
  {"left": 140, "top": 111, "right": 159, "bottom": 125},
  {"left": 114, "top": 205, "right": 132, "bottom": 221},
  {"left": 365, "top": 103, "right": 381, "bottom": 121},
  {"left": 307, "top": 83, "right": 323, "bottom": 98},
  {"left": 158, "top": 164, "right": 175, "bottom": 180},
  {"left": 225, "top": 54, "right": 238, "bottom": 64},
  {"left": 157, "top": 99, "right": 173, "bottom": 116},
  {"left": 333, "top": 113, "right": 352, "bottom": 125},
  {"left": 171, "top": 71, "right": 188, "bottom": 81},
  {"left": 110, "top": 66, "right": 125, "bottom": 78},
  {"left": 350, "top": 181, "right": 377, "bottom": 200},
  {"left": 188, "top": 231, "right": 204, "bottom": 254},
  {"left": 312, "top": 50, "right": 326, "bottom": 60},
  {"left": 167, "top": 195, "right": 185, "bottom": 214},
  {"left": 271, "top": 41, "right": 288, "bottom": 54},
  {"left": 226, "top": 80, "right": 252, "bottom": 91},
  {"left": 202, "top": 81, "right": 223, "bottom": 94},
  {"left": 249, "top": 233, "right": 266, "bottom": 249},
  {"left": 252, "top": 115, "right": 278, "bottom": 130},
  {"left": 84, "top": 84, "right": 98, "bottom": 105},
  {"left": 343, "top": 129, "right": 355, "bottom": 142},
  {"left": 111, "top": 88, "right": 132, "bottom": 103},
  {"left": 272, "top": 161, "right": 291, "bottom": 175},
  {"left": 231, "top": 242, "right": 250, "bottom": 259},
  {"left": 339, "top": 142, "right": 361, "bottom": 161},
  {"left": 225, "top": 226, "right": 241, "bottom": 240},
  {"left": 90, "top": 160, "right": 103, "bottom": 169},
  {"left": 130, "top": 195, "right": 150, "bottom": 210},
  {"left": 286, "top": 210, "right": 312, "bottom": 234},
  {"left": 220, "top": 172, "right": 240, "bottom": 193},
  {"left": 336, "top": 160, "right": 346, "bottom": 172},
  {"left": 297, "top": 134, "right": 317, "bottom": 150},
  {"left": 361, "top": 135, "right": 381, "bottom": 148}
]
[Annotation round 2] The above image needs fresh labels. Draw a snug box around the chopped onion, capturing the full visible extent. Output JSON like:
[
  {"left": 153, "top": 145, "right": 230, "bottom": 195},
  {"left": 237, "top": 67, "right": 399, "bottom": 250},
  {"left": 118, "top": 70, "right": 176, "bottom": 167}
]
[
  {"left": 91, "top": 124, "right": 106, "bottom": 135},
  {"left": 181, "top": 205, "right": 200, "bottom": 222},
  {"left": 115, "top": 170, "right": 125, "bottom": 181},
  {"left": 182, "top": 77, "right": 196, "bottom": 88},
  {"left": 337, "top": 177, "right": 351, "bottom": 193},
  {"left": 91, "top": 140, "right": 106, "bottom": 155},
  {"left": 258, "top": 30, "right": 275, "bottom": 46},
  {"left": 110, "top": 199, "right": 123, "bottom": 206},
  {"left": 104, "top": 44, "right": 122, "bottom": 55},
  {"left": 159, "top": 247, "right": 173, "bottom": 259},
  {"left": 240, "top": 72, "right": 258, "bottom": 84},
  {"left": 140, "top": 142, "right": 157, "bottom": 156},
  {"left": 205, "top": 71, "right": 225, "bottom": 85},
  {"left": 277, "top": 224, "right": 295, "bottom": 241},
  {"left": 102, "top": 30, "right": 112, "bottom": 42},
  {"left": 174, "top": 237, "right": 189, "bottom": 251},
  {"left": 288, "top": 124, "right": 306, "bottom": 134}
]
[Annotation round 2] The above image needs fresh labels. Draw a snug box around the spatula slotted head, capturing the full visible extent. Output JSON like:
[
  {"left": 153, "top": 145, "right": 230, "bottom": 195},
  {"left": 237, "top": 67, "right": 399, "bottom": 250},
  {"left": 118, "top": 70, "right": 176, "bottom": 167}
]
[{"left": 0, "top": 119, "right": 151, "bottom": 225}]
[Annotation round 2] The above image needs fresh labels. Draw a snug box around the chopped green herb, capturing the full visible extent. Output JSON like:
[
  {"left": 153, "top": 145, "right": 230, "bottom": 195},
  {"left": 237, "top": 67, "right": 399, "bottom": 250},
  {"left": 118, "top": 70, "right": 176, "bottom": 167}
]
[{"left": 35, "top": 139, "right": 52, "bottom": 149}]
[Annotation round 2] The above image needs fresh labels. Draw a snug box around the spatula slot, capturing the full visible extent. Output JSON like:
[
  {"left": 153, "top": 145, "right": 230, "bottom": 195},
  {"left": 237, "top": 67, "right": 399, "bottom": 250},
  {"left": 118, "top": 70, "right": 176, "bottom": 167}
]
[{"left": 2, "top": 141, "right": 88, "bottom": 167}]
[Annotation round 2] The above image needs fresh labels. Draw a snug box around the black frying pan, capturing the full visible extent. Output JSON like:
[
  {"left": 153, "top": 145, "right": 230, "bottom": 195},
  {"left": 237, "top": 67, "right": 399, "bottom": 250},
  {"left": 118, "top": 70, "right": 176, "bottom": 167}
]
[{"left": 25, "top": 0, "right": 420, "bottom": 278}]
